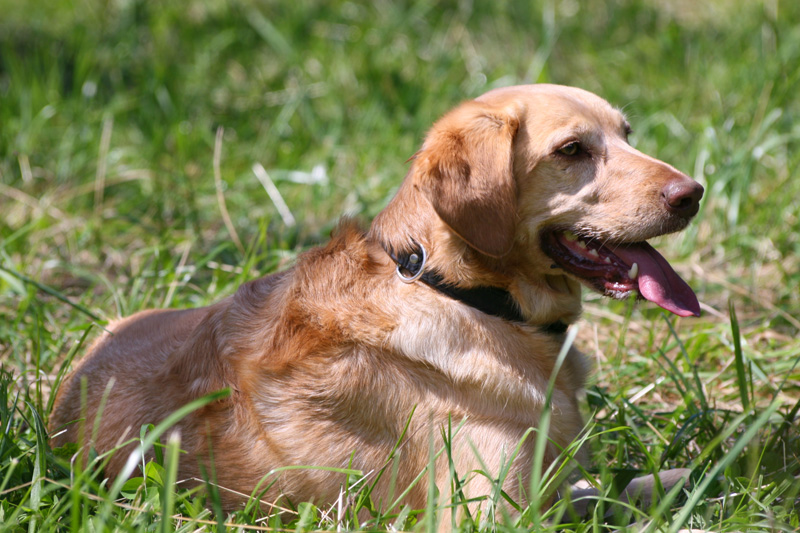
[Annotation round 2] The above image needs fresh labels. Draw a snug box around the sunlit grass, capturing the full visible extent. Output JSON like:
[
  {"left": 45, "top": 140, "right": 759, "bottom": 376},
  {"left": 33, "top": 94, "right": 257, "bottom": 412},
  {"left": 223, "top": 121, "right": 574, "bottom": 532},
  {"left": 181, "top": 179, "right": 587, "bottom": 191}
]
[{"left": 2, "top": 0, "right": 800, "bottom": 530}]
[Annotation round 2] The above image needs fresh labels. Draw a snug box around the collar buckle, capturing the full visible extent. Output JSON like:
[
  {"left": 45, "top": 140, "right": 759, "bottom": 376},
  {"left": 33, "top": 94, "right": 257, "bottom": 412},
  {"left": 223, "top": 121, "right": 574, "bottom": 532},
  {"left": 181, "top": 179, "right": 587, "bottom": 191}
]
[{"left": 396, "top": 244, "right": 427, "bottom": 283}]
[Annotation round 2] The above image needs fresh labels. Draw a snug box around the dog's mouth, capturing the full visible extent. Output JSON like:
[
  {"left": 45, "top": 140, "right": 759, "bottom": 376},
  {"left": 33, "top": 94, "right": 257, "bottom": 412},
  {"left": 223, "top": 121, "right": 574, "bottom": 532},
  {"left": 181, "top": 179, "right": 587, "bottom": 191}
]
[{"left": 542, "top": 229, "right": 700, "bottom": 317}]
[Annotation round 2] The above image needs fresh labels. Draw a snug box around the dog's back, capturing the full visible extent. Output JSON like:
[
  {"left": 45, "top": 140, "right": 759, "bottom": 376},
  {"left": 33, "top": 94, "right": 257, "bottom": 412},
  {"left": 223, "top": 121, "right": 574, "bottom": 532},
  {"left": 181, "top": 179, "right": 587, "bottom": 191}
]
[{"left": 50, "top": 306, "right": 214, "bottom": 466}]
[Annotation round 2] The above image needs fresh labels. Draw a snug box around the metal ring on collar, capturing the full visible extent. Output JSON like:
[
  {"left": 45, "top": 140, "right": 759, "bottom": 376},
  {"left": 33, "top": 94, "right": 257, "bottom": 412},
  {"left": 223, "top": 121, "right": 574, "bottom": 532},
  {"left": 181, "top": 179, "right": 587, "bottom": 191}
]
[{"left": 395, "top": 244, "right": 427, "bottom": 283}]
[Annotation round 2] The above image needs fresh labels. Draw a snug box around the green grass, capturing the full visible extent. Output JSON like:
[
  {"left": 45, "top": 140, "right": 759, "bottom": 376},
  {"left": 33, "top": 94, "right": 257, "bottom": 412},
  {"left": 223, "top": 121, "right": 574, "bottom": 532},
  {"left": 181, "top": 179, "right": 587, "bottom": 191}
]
[{"left": 2, "top": 0, "right": 800, "bottom": 530}]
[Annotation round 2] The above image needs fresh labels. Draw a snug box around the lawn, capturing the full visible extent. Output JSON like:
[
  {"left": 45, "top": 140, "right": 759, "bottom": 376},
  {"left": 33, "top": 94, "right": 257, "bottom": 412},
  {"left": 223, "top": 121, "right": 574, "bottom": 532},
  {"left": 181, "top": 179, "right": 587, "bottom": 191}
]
[{"left": 1, "top": 0, "right": 799, "bottom": 530}]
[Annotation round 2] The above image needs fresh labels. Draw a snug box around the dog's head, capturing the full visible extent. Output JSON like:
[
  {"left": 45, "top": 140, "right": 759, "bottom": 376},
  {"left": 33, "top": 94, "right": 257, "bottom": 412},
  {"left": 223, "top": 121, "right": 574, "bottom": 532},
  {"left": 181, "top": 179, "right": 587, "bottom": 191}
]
[{"left": 375, "top": 84, "right": 703, "bottom": 320}]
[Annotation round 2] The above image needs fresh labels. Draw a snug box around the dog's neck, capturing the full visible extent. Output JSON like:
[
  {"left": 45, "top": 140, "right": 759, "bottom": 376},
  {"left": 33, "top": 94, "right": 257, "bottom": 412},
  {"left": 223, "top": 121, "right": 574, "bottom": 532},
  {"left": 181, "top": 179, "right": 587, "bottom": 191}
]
[
  {"left": 369, "top": 179, "right": 507, "bottom": 287},
  {"left": 368, "top": 179, "right": 583, "bottom": 328}
]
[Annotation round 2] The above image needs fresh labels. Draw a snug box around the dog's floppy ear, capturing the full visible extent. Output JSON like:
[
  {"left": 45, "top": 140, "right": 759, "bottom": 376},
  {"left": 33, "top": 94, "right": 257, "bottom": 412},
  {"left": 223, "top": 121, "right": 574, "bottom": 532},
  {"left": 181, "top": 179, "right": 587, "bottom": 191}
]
[{"left": 414, "top": 101, "right": 519, "bottom": 258}]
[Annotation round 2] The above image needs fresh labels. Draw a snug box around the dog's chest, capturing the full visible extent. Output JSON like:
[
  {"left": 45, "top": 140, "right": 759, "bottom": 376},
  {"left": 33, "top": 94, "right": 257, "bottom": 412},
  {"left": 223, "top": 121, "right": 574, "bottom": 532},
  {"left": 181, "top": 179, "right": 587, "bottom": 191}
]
[{"left": 240, "top": 318, "right": 584, "bottom": 500}]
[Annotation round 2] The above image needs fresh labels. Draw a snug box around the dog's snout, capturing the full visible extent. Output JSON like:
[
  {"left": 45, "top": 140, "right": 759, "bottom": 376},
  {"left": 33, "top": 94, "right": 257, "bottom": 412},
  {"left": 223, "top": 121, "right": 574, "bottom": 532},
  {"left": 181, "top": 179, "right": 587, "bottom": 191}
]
[{"left": 662, "top": 179, "right": 704, "bottom": 217}]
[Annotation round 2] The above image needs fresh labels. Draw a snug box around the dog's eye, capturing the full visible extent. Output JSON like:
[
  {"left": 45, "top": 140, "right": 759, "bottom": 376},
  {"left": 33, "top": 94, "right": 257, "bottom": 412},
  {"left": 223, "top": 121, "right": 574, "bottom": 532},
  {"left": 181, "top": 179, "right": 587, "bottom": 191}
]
[{"left": 557, "top": 141, "right": 582, "bottom": 156}]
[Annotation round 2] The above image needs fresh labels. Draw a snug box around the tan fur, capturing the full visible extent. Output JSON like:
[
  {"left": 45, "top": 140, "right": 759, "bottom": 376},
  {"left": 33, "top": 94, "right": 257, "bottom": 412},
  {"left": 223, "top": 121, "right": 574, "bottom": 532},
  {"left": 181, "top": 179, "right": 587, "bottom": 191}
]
[{"left": 50, "top": 84, "right": 700, "bottom": 518}]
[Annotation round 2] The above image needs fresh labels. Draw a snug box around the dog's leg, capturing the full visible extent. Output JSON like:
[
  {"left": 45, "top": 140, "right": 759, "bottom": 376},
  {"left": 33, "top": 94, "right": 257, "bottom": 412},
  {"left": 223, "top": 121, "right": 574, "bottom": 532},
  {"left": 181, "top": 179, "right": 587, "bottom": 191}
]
[{"left": 564, "top": 468, "right": 692, "bottom": 517}]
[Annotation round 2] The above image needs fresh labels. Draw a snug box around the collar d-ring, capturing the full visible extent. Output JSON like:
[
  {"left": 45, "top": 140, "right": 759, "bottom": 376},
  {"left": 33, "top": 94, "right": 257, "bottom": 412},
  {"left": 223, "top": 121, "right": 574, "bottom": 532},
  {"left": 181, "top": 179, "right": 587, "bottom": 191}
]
[{"left": 396, "top": 243, "right": 427, "bottom": 283}]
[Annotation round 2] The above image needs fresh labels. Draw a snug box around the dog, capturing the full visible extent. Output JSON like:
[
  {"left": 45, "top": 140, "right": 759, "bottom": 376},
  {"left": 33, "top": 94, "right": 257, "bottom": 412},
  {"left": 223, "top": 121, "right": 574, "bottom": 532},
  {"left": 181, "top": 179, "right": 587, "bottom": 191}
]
[{"left": 50, "top": 84, "right": 702, "bottom": 520}]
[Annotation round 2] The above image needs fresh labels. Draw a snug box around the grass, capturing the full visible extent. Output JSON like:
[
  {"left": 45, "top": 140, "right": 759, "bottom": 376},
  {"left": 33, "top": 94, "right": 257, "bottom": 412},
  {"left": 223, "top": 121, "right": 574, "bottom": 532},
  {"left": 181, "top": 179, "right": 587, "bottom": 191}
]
[{"left": 1, "top": 0, "right": 800, "bottom": 530}]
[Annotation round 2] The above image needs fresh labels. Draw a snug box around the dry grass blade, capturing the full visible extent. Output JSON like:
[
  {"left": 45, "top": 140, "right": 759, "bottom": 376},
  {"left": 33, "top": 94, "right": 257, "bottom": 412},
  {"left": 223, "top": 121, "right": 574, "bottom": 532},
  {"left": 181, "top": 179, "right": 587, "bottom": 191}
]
[
  {"left": 94, "top": 115, "right": 113, "bottom": 217},
  {"left": 214, "top": 126, "right": 245, "bottom": 255},
  {"left": 252, "top": 162, "right": 296, "bottom": 227}
]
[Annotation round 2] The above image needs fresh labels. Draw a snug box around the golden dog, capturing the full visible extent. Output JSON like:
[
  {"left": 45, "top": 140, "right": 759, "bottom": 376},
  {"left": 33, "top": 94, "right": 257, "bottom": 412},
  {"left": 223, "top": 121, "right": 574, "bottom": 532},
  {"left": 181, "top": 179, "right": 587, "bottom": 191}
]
[{"left": 50, "top": 84, "right": 702, "bottom": 516}]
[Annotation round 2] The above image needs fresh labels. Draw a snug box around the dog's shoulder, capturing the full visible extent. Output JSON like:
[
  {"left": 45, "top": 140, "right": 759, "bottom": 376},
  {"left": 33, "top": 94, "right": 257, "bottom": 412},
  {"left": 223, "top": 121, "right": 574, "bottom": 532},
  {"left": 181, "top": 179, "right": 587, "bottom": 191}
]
[
  {"left": 220, "top": 219, "right": 397, "bottom": 374},
  {"left": 233, "top": 218, "right": 380, "bottom": 313}
]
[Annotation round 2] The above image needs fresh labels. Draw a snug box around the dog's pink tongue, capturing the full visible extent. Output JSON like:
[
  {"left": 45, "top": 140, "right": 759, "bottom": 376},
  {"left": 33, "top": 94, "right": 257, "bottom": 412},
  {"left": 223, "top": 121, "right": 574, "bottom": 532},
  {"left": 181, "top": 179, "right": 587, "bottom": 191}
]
[{"left": 614, "top": 243, "right": 700, "bottom": 317}]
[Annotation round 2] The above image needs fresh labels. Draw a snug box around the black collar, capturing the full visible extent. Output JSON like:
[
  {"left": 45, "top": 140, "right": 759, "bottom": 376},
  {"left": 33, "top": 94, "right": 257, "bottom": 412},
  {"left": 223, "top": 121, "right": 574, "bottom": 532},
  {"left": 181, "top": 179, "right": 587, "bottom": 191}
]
[{"left": 382, "top": 242, "right": 568, "bottom": 335}]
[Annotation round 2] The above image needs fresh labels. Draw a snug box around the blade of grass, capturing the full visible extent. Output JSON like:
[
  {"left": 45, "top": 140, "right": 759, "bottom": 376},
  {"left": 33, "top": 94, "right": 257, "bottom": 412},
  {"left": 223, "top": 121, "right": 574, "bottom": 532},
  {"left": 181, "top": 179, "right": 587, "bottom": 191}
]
[
  {"left": 213, "top": 126, "right": 245, "bottom": 256},
  {"left": 45, "top": 325, "right": 93, "bottom": 416},
  {"left": 426, "top": 416, "right": 439, "bottom": 533},
  {"left": 441, "top": 416, "right": 471, "bottom": 530},
  {"left": 26, "top": 402, "right": 49, "bottom": 533},
  {"left": 530, "top": 325, "right": 578, "bottom": 529},
  {"left": 729, "top": 299, "right": 751, "bottom": 412},
  {"left": 468, "top": 427, "right": 532, "bottom": 529},
  {"left": 664, "top": 314, "right": 709, "bottom": 413},
  {"left": 385, "top": 421, "right": 460, "bottom": 516},
  {"left": 0, "top": 263, "right": 102, "bottom": 323},
  {"left": 159, "top": 431, "right": 181, "bottom": 533},
  {"left": 198, "top": 435, "right": 226, "bottom": 532},
  {"left": 353, "top": 405, "right": 417, "bottom": 517}
]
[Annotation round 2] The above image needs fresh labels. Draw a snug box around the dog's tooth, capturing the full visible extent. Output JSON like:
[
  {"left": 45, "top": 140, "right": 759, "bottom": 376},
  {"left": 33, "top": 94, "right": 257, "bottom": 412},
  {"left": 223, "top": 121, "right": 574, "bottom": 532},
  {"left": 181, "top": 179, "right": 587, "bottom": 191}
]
[
  {"left": 588, "top": 248, "right": 599, "bottom": 258},
  {"left": 577, "top": 240, "right": 587, "bottom": 249},
  {"left": 628, "top": 262, "right": 639, "bottom": 280},
  {"left": 564, "top": 231, "right": 578, "bottom": 242},
  {"left": 604, "top": 256, "right": 612, "bottom": 264}
]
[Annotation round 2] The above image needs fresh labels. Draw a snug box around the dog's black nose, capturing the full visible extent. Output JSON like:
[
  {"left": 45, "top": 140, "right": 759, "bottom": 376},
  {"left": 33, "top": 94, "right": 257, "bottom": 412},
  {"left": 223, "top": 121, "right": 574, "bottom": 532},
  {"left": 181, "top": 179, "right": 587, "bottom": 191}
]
[{"left": 662, "top": 180, "right": 704, "bottom": 217}]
